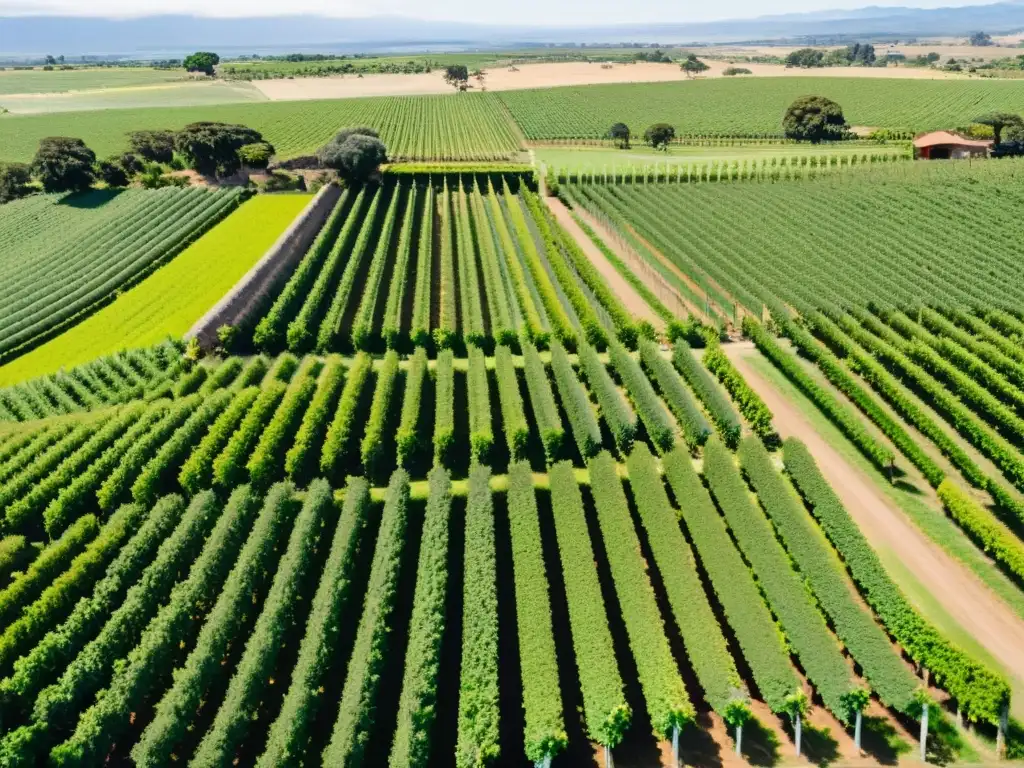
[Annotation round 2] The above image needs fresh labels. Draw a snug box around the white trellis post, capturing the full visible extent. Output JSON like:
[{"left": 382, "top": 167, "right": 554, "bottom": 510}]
[
  {"left": 672, "top": 726, "right": 680, "bottom": 765},
  {"left": 997, "top": 702, "right": 1009, "bottom": 759},
  {"left": 920, "top": 701, "right": 930, "bottom": 762},
  {"left": 736, "top": 723, "right": 743, "bottom": 756},
  {"left": 604, "top": 744, "right": 614, "bottom": 768},
  {"left": 535, "top": 756, "right": 552, "bottom": 768},
  {"left": 855, "top": 710, "right": 863, "bottom": 752},
  {"left": 795, "top": 711, "right": 803, "bottom": 757}
]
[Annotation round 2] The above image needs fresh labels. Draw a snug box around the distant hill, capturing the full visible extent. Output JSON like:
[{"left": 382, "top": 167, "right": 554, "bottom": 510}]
[{"left": 1, "top": 2, "right": 1024, "bottom": 57}]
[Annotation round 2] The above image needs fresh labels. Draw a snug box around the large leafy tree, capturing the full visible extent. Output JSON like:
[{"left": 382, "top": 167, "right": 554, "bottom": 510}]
[
  {"left": 32, "top": 136, "right": 96, "bottom": 192},
  {"left": 681, "top": 54, "right": 710, "bottom": 78},
  {"left": 644, "top": 123, "right": 676, "bottom": 151},
  {"left": 443, "top": 65, "right": 469, "bottom": 91},
  {"left": 607, "top": 123, "right": 631, "bottom": 149},
  {"left": 174, "top": 122, "right": 265, "bottom": 177},
  {"left": 975, "top": 112, "right": 1023, "bottom": 145},
  {"left": 783, "top": 96, "right": 850, "bottom": 143},
  {"left": 184, "top": 51, "right": 220, "bottom": 76},
  {"left": 0, "top": 162, "right": 32, "bottom": 203},
  {"left": 129, "top": 130, "right": 176, "bottom": 163},
  {"left": 318, "top": 129, "right": 388, "bottom": 183}
]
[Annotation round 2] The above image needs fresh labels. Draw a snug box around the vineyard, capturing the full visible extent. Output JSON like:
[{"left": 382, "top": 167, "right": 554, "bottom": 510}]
[
  {"left": 0, "top": 187, "right": 245, "bottom": 363},
  {"left": 0, "top": 92, "right": 523, "bottom": 164}
]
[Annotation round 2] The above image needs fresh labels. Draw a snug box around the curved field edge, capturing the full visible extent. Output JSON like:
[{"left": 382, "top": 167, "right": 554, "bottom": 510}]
[{"left": 0, "top": 194, "right": 312, "bottom": 386}]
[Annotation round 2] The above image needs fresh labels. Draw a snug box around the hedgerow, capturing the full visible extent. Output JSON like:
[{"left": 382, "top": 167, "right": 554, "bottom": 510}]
[
  {"left": 286, "top": 356, "right": 346, "bottom": 483},
  {"left": 321, "top": 352, "right": 373, "bottom": 480},
  {"left": 132, "top": 485, "right": 297, "bottom": 767},
  {"left": 324, "top": 470, "right": 410, "bottom": 767},
  {"left": 234, "top": 356, "right": 270, "bottom": 389},
  {"left": 209, "top": 383, "right": 286, "bottom": 489},
  {"left": 50, "top": 486, "right": 261, "bottom": 765},
  {"left": 922, "top": 307, "right": 1024, "bottom": 392},
  {"left": 247, "top": 362, "right": 321, "bottom": 487},
  {"left": 937, "top": 479, "right": 1024, "bottom": 585},
  {"left": 522, "top": 342, "right": 564, "bottom": 463},
  {"left": 0, "top": 426, "right": 74, "bottom": 485},
  {"left": 507, "top": 462, "right": 568, "bottom": 761},
  {"left": 661, "top": 447, "right": 798, "bottom": 713},
  {"left": 192, "top": 482, "right": 333, "bottom": 768},
  {"left": 0, "top": 514, "right": 98, "bottom": 630},
  {"left": 397, "top": 348, "right": 428, "bottom": 468},
  {"left": 383, "top": 184, "right": 420, "bottom": 349},
  {"left": 362, "top": 350, "right": 401, "bottom": 477},
  {"left": 495, "top": 346, "right": 529, "bottom": 460},
  {"left": 456, "top": 465, "right": 500, "bottom": 768},
  {"left": 0, "top": 535, "right": 30, "bottom": 582},
  {"left": 738, "top": 437, "right": 918, "bottom": 713},
  {"left": 434, "top": 349, "right": 456, "bottom": 467},
  {"left": 550, "top": 342, "right": 601, "bottom": 458},
  {"left": 578, "top": 343, "right": 636, "bottom": 452},
  {"left": 670, "top": 339, "right": 742, "bottom": 447},
  {"left": 435, "top": 183, "right": 457, "bottom": 350},
  {"left": 178, "top": 387, "right": 259, "bottom": 495},
  {"left": 487, "top": 182, "right": 546, "bottom": 345},
  {"left": 548, "top": 461, "right": 630, "bottom": 746},
  {"left": 468, "top": 345, "right": 493, "bottom": 463},
  {"left": 703, "top": 340, "right": 775, "bottom": 443},
  {"left": 411, "top": 186, "right": 434, "bottom": 348},
  {"left": 626, "top": 445, "right": 750, "bottom": 727},
  {"left": 172, "top": 364, "right": 208, "bottom": 397},
  {"left": 0, "top": 497, "right": 182, "bottom": 713},
  {"left": 199, "top": 357, "right": 245, "bottom": 394},
  {"left": 455, "top": 186, "right": 487, "bottom": 347},
  {"left": 471, "top": 188, "right": 515, "bottom": 345},
  {"left": 130, "top": 389, "right": 232, "bottom": 505},
  {"left": 588, "top": 451, "right": 694, "bottom": 737},
  {"left": 254, "top": 187, "right": 350, "bottom": 352},
  {"left": 783, "top": 438, "right": 1010, "bottom": 725},
  {"left": 389, "top": 467, "right": 452, "bottom": 768},
  {"left": 608, "top": 342, "right": 675, "bottom": 454},
  {"left": 0, "top": 504, "right": 142, "bottom": 677},
  {"left": 639, "top": 339, "right": 710, "bottom": 449},
  {"left": 353, "top": 185, "right": 404, "bottom": 350}
]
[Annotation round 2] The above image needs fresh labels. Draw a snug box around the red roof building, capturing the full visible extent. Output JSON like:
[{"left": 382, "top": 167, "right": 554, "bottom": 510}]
[{"left": 913, "top": 131, "right": 993, "bottom": 160}]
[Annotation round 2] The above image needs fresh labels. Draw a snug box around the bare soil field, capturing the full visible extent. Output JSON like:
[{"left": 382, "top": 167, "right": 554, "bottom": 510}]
[
  {"left": 250, "top": 59, "right": 967, "bottom": 101},
  {"left": 723, "top": 342, "right": 1024, "bottom": 687},
  {"left": 704, "top": 42, "right": 1024, "bottom": 62}
]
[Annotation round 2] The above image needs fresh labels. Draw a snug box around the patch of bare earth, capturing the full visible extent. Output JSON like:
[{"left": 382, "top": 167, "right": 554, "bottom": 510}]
[
  {"left": 543, "top": 197, "right": 662, "bottom": 328},
  {"left": 723, "top": 342, "right": 1024, "bottom": 685}
]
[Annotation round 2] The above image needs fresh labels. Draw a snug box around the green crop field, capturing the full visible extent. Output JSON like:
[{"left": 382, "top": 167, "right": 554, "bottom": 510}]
[
  {"left": 0, "top": 81, "right": 268, "bottom": 115},
  {"left": 0, "top": 194, "right": 311, "bottom": 385},
  {"left": 0, "top": 92, "right": 522, "bottom": 163},
  {"left": 0, "top": 187, "right": 245, "bottom": 365},
  {"left": 0, "top": 67, "right": 186, "bottom": 95},
  {"left": 499, "top": 77, "right": 1024, "bottom": 138}
]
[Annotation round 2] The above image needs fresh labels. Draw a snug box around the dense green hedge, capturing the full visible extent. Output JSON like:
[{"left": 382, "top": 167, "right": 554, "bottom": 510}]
[
  {"left": 672, "top": 340, "right": 741, "bottom": 448},
  {"left": 548, "top": 461, "right": 630, "bottom": 747},
  {"left": 639, "top": 339, "right": 710, "bottom": 449},
  {"left": 783, "top": 438, "right": 1010, "bottom": 725},
  {"left": 434, "top": 350, "right": 456, "bottom": 467},
  {"left": 937, "top": 479, "right": 1024, "bottom": 585},
  {"left": 578, "top": 343, "right": 636, "bottom": 452},
  {"left": 589, "top": 452, "right": 694, "bottom": 737},
  {"left": 435, "top": 184, "right": 457, "bottom": 350},
  {"left": 353, "top": 187, "right": 403, "bottom": 351},
  {"left": 178, "top": 389, "right": 256, "bottom": 495},
  {"left": 411, "top": 186, "right": 435, "bottom": 348},
  {"left": 550, "top": 343, "right": 601, "bottom": 459},
  {"left": 397, "top": 348, "right": 428, "bottom": 468},
  {"left": 207, "top": 384, "right": 284, "bottom": 491},
  {"left": 361, "top": 351, "right": 401, "bottom": 477},
  {"left": 609, "top": 343, "right": 676, "bottom": 454},
  {"left": 487, "top": 185, "right": 546, "bottom": 345},
  {"left": 495, "top": 346, "right": 529, "bottom": 460},
  {"left": 468, "top": 346, "right": 493, "bottom": 463},
  {"left": 703, "top": 340, "right": 775, "bottom": 443},
  {"left": 522, "top": 342, "right": 565, "bottom": 463},
  {"left": 286, "top": 356, "right": 345, "bottom": 484},
  {"left": 248, "top": 361, "right": 321, "bottom": 487},
  {"left": 321, "top": 352, "right": 373, "bottom": 480},
  {"left": 383, "top": 185, "right": 420, "bottom": 349}
]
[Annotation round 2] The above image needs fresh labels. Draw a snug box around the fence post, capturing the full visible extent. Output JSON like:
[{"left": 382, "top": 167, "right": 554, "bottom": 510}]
[
  {"left": 672, "top": 726, "right": 680, "bottom": 766},
  {"left": 920, "top": 702, "right": 930, "bottom": 762},
  {"left": 736, "top": 723, "right": 743, "bottom": 756},
  {"left": 795, "top": 711, "right": 803, "bottom": 757},
  {"left": 855, "top": 710, "right": 863, "bottom": 752},
  {"left": 997, "top": 702, "right": 1009, "bottom": 759}
]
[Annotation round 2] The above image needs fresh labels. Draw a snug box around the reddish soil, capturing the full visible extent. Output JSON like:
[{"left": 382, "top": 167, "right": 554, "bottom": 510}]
[
  {"left": 723, "top": 342, "right": 1024, "bottom": 684},
  {"left": 543, "top": 197, "right": 663, "bottom": 328}
]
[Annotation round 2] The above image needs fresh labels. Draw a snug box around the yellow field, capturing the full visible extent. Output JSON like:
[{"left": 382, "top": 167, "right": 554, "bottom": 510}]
[{"left": 0, "top": 193, "right": 311, "bottom": 385}]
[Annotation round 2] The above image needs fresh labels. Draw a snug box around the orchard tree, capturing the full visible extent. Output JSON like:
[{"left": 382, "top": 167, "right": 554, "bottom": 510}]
[
  {"left": 97, "top": 157, "right": 130, "bottom": 188},
  {"left": 129, "top": 130, "right": 176, "bottom": 163},
  {"left": 318, "top": 129, "right": 387, "bottom": 182},
  {"left": 32, "top": 136, "right": 96, "bottom": 192},
  {"left": 444, "top": 64, "right": 470, "bottom": 91},
  {"left": 783, "top": 96, "right": 851, "bottom": 143},
  {"left": 608, "top": 122, "right": 631, "bottom": 149},
  {"left": 174, "top": 122, "right": 264, "bottom": 177},
  {"left": 238, "top": 142, "right": 275, "bottom": 169},
  {"left": 681, "top": 54, "right": 710, "bottom": 78},
  {"left": 644, "top": 123, "right": 676, "bottom": 151},
  {"left": 975, "top": 112, "right": 1023, "bottom": 145},
  {"left": 183, "top": 51, "right": 220, "bottom": 76},
  {"left": 0, "top": 162, "right": 31, "bottom": 203}
]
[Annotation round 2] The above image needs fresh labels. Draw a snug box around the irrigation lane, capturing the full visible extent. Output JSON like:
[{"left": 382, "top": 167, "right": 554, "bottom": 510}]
[{"left": 723, "top": 341, "right": 1024, "bottom": 687}]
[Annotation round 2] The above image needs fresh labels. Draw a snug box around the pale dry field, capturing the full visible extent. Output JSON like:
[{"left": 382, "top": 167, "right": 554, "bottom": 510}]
[
  {"left": 707, "top": 41, "right": 1024, "bottom": 61},
  {"left": 251, "top": 59, "right": 967, "bottom": 101}
]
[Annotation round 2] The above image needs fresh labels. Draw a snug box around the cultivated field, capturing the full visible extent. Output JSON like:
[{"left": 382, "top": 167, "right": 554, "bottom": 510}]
[
  {"left": 0, "top": 81, "right": 267, "bottom": 115},
  {"left": 0, "top": 67, "right": 186, "bottom": 95}
]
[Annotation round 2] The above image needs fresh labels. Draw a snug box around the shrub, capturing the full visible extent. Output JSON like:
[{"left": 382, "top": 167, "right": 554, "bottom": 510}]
[
  {"left": 247, "top": 363, "right": 321, "bottom": 487},
  {"left": 178, "top": 388, "right": 259, "bottom": 494},
  {"left": 286, "top": 356, "right": 346, "bottom": 483},
  {"left": 210, "top": 383, "right": 286, "bottom": 489}
]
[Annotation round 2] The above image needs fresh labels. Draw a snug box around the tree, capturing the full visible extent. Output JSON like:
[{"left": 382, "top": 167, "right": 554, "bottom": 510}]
[
  {"left": 607, "top": 123, "right": 631, "bottom": 149},
  {"left": 0, "top": 162, "right": 32, "bottom": 204},
  {"left": 129, "top": 130, "right": 176, "bottom": 163},
  {"left": 975, "top": 112, "right": 1023, "bottom": 145},
  {"left": 969, "top": 31, "right": 994, "bottom": 46},
  {"left": 96, "top": 157, "right": 130, "bottom": 188},
  {"left": 238, "top": 142, "right": 275, "bottom": 169},
  {"left": 786, "top": 48, "right": 826, "bottom": 68},
  {"left": 783, "top": 96, "right": 851, "bottom": 143},
  {"left": 318, "top": 132, "right": 387, "bottom": 182},
  {"left": 644, "top": 123, "right": 676, "bottom": 151},
  {"left": 183, "top": 51, "right": 220, "bottom": 76},
  {"left": 32, "top": 137, "right": 96, "bottom": 193},
  {"left": 119, "top": 152, "right": 146, "bottom": 176},
  {"left": 44, "top": 55, "right": 57, "bottom": 66},
  {"left": 174, "top": 122, "right": 264, "bottom": 177},
  {"left": 681, "top": 54, "right": 710, "bottom": 78},
  {"left": 443, "top": 65, "right": 469, "bottom": 91}
]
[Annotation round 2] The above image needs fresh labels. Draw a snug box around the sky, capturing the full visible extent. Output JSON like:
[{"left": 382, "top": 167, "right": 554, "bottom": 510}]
[{"left": 0, "top": 0, "right": 1002, "bottom": 25}]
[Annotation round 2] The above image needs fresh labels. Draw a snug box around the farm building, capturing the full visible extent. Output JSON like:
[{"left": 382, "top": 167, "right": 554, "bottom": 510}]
[{"left": 913, "top": 131, "right": 993, "bottom": 159}]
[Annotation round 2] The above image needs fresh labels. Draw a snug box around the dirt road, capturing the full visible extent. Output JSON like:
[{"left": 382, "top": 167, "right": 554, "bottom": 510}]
[
  {"left": 543, "top": 197, "right": 663, "bottom": 328},
  {"left": 723, "top": 342, "right": 1024, "bottom": 684}
]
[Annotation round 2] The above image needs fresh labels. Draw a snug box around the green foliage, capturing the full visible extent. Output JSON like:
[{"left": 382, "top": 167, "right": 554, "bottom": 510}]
[
  {"left": 550, "top": 342, "right": 602, "bottom": 458},
  {"left": 389, "top": 467, "right": 452, "bottom": 767},
  {"left": 639, "top": 339, "right": 710, "bottom": 449},
  {"left": 608, "top": 342, "right": 676, "bottom": 453},
  {"left": 578, "top": 342, "right": 637, "bottom": 452},
  {"left": 175, "top": 121, "right": 263, "bottom": 177},
  {"left": 703, "top": 341, "right": 775, "bottom": 442},
  {"left": 588, "top": 452, "right": 694, "bottom": 736},
  {"left": 506, "top": 462, "right": 567, "bottom": 760},
  {"left": 284, "top": 358, "right": 344, "bottom": 482},
  {"left": 644, "top": 123, "right": 676, "bottom": 150},
  {"left": 131, "top": 485, "right": 297, "bottom": 767},
  {"left": 0, "top": 535, "right": 30, "bottom": 582},
  {"left": 470, "top": 187, "right": 515, "bottom": 345},
  {"left": 468, "top": 345, "right": 493, "bottom": 463},
  {"left": 352, "top": 186, "right": 403, "bottom": 349},
  {"left": 361, "top": 350, "right": 401, "bottom": 477},
  {"left": 434, "top": 349, "right": 456, "bottom": 467},
  {"left": 321, "top": 352, "right": 373, "bottom": 479},
  {"left": 183, "top": 51, "right": 220, "bottom": 75},
  {"left": 672, "top": 339, "right": 741, "bottom": 447},
  {"left": 319, "top": 129, "right": 388, "bottom": 183},
  {"left": 783, "top": 438, "right": 1010, "bottom": 724},
  {"left": 397, "top": 348, "right": 428, "bottom": 467},
  {"left": 176, "top": 388, "right": 256, "bottom": 494},
  {"left": 783, "top": 95, "right": 851, "bottom": 142},
  {"left": 937, "top": 479, "right": 1024, "bottom": 584},
  {"left": 411, "top": 186, "right": 435, "bottom": 347},
  {"left": 455, "top": 186, "right": 486, "bottom": 347},
  {"left": 738, "top": 437, "right": 920, "bottom": 713},
  {"left": 258, "top": 479, "right": 372, "bottom": 767},
  {"left": 522, "top": 342, "right": 565, "bottom": 463},
  {"left": 626, "top": 445, "right": 750, "bottom": 726},
  {"left": 238, "top": 141, "right": 274, "bottom": 169},
  {"left": 0, "top": 162, "right": 31, "bottom": 204},
  {"left": 435, "top": 183, "right": 458, "bottom": 349},
  {"left": 456, "top": 465, "right": 500, "bottom": 767},
  {"left": 32, "top": 137, "right": 95, "bottom": 193},
  {"left": 383, "top": 184, "right": 419, "bottom": 348},
  {"left": 247, "top": 362, "right": 321, "bottom": 487},
  {"left": 495, "top": 346, "right": 529, "bottom": 460},
  {"left": 191, "top": 482, "right": 331, "bottom": 768},
  {"left": 548, "top": 461, "right": 630, "bottom": 746}
]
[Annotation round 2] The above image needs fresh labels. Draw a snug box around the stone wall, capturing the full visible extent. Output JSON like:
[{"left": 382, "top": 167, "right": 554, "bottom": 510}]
[{"left": 186, "top": 183, "right": 342, "bottom": 350}]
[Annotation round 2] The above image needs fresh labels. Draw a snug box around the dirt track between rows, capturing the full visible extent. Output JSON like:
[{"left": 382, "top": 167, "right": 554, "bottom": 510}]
[{"left": 723, "top": 342, "right": 1024, "bottom": 684}]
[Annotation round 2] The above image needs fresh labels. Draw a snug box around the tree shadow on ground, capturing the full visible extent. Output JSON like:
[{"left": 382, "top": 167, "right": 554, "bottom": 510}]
[
  {"left": 860, "top": 715, "right": 911, "bottom": 766},
  {"left": 741, "top": 717, "right": 782, "bottom": 767}
]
